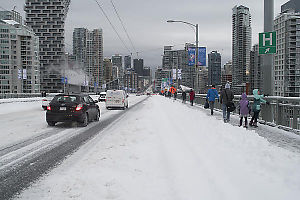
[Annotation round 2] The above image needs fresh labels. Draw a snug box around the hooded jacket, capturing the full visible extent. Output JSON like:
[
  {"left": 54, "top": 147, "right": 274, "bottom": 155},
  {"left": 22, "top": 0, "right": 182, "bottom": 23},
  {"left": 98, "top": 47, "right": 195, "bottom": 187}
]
[
  {"left": 252, "top": 89, "right": 266, "bottom": 111},
  {"left": 239, "top": 93, "right": 250, "bottom": 115}
]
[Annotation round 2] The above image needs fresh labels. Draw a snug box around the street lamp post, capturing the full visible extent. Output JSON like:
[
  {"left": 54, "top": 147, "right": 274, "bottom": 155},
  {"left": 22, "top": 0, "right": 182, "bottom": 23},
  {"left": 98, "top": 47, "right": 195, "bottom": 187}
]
[{"left": 167, "top": 20, "right": 199, "bottom": 92}]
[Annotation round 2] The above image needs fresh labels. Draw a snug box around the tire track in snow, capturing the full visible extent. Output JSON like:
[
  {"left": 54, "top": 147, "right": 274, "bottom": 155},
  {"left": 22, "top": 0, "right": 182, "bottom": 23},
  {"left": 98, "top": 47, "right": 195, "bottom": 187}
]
[{"left": 0, "top": 97, "right": 148, "bottom": 200}]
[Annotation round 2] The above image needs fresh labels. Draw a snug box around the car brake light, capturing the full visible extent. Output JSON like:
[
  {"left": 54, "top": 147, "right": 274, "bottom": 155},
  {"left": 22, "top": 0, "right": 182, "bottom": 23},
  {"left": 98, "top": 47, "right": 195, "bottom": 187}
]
[
  {"left": 122, "top": 99, "right": 125, "bottom": 103},
  {"left": 42, "top": 99, "right": 47, "bottom": 101},
  {"left": 47, "top": 106, "right": 51, "bottom": 111},
  {"left": 76, "top": 104, "right": 83, "bottom": 111}
]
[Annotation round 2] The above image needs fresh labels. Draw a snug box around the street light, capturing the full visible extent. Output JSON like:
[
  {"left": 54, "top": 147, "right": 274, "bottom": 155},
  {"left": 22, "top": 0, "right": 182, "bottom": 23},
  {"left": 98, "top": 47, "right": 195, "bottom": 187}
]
[{"left": 167, "top": 20, "right": 199, "bottom": 92}]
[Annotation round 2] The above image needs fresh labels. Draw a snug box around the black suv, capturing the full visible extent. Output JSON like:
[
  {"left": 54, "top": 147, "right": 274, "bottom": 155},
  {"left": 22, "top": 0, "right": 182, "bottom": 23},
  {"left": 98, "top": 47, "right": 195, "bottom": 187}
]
[{"left": 46, "top": 94, "right": 100, "bottom": 127}]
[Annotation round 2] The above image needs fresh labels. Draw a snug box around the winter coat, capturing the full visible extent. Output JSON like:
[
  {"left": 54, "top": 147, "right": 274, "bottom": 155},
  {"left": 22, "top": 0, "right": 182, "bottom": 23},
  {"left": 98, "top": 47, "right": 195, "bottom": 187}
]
[
  {"left": 252, "top": 89, "right": 266, "bottom": 112},
  {"left": 239, "top": 93, "right": 250, "bottom": 116},
  {"left": 206, "top": 88, "right": 219, "bottom": 102},
  {"left": 182, "top": 92, "right": 186, "bottom": 100},
  {"left": 189, "top": 90, "right": 195, "bottom": 101},
  {"left": 220, "top": 89, "right": 234, "bottom": 105}
]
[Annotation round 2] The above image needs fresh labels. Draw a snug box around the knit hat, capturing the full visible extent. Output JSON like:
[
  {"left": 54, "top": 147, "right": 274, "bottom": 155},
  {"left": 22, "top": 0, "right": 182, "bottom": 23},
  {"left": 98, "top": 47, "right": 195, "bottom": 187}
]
[{"left": 225, "top": 83, "right": 230, "bottom": 89}]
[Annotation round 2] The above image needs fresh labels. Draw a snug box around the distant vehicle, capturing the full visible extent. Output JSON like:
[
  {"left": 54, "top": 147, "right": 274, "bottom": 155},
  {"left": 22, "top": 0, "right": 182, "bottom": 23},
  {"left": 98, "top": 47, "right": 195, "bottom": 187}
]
[
  {"left": 98, "top": 92, "right": 106, "bottom": 102},
  {"left": 147, "top": 92, "right": 151, "bottom": 96},
  {"left": 42, "top": 97, "right": 52, "bottom": 110},
  {"left": 46, "top": 94, "right": 100, "bottom": 127},
  {"left": 105, "top": 90, "right": 128, "bottom": 110},
  {"left": 136, "top": 93, "right": 141, "bottom": 96}
]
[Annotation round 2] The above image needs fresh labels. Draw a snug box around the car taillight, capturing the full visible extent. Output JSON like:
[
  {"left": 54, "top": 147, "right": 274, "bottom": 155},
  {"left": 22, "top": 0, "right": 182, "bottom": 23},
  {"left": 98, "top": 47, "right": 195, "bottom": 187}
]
[
  {"left": 122, "top": 99, "right": 125, "bottom": 103},
  {"left": 42, "top": 99, "right": 47, "bottom": 101},
  {"left": 76, "top": 104, "right": 83, "bottom": 111},
  {"left": 47, "top": 106, "right": 51, "bottom": 111}
]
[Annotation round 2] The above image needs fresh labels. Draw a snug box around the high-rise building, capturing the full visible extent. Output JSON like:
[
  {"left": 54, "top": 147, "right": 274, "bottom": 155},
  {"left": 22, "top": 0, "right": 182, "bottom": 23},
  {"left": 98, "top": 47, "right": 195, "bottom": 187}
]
[
  {"left": 0, "top": 11, "right": 40, "bottom": 94},
  {"left": 124, "top": 55, "right": 131, "bottom": 69},
  {"left": 133, "top": 58, "right": 144, "bottom": 76},
  {"left": 25, "top": 0, "right": 71, "bottom": 93},
  {"left": 232, "top": 5, "right": 252, "bottom": 94},
  {"left": 281, "top": 0, "right": 300, "bottom": 13},
  {"left": 73, "top": 28, "right": 104, "bottom": 88},
  {"left": 274, "top": 5, "right": 300, "bottom": 97},
  {"left": 103, "top": 58, "right": 112, "bottom": 83},
  {"left": 112, "top": 54, "right": 123, "bottom": 77},
  {"left": 249, "top": 44, "right": 263, "bottom": 93},
  {"left": 208, "top": 51, "right": 221, "bottom": 86},
  {"left": 162, "top": 45, "right": 193, "bottom": 88},
  {"left": 0, "top": 10, "right": 22, "bottom": 24},
  {"left": 154, "top": 68, "right": 171, "bottom": 92},
  {"left": 221, "top": 61, "right": 233, "bottom": 88},
  {"left": 198, "top": 67, "right": 209, "bottom": 94}
]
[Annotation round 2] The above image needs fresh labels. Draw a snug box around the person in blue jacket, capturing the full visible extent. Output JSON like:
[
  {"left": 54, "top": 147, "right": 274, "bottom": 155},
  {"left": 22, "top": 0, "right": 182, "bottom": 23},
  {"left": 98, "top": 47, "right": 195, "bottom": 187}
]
[
  {"left": 206, "top": 85, "right": 219, "bottom": 115},
  {"left": 249, "top": 89, "right": 269, "bottom": 127}
]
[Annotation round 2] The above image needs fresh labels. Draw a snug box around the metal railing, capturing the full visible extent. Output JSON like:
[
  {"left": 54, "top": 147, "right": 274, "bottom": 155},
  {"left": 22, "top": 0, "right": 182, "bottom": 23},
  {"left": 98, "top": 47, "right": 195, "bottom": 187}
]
[{"left": 177, "top": 93, "right": 300, "bottom": 132}]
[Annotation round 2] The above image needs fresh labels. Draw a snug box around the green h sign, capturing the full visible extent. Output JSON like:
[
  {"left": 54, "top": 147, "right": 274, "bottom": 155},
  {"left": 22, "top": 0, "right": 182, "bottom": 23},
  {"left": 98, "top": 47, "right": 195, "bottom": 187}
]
[{"left": 259, "top": 31, "right": 276, "bottom": 54}]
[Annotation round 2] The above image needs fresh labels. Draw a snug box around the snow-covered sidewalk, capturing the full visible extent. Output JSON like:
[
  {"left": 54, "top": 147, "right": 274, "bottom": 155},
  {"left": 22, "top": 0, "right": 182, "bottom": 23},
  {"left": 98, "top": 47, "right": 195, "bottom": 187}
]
[{"left": 16, "top": 96, "right": 300, "bottom": 200}]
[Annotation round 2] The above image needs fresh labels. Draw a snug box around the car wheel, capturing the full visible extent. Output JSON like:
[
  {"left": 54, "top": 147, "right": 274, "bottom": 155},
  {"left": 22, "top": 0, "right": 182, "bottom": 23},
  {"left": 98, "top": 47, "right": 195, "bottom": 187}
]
[
  {"left": 81, "top": 113, "right": 88, "bottom": 127},
  {"left": 126, "top": 103, "right": 128, "bottom": 108},
  {"left": 47, "top": 121, "right": 56, "bottom": 126},
  {"left": 95, "top": 110, "right": 100, "bottom": 121}
]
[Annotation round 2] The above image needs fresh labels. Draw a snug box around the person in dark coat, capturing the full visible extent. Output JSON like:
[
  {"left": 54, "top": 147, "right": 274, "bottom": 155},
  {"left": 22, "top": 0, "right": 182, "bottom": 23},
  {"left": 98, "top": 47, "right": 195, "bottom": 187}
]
[
  {"left": 206, "top": 85, "right": 219, "bottom": 115},
  {"left": 239, "top": 93, "right": 250, "bottom": 128},
  {"left": 220, "top": 82, "right": 234, "bottom": 122},
  {"left": 174, "top": 91, "right": 177, "bottom": 100},
  {"left": 189, "top": 89, "right": 195, "bottom": 106},
  {"left": 182, "top": 91, "right": 186, "bottom": 103}
]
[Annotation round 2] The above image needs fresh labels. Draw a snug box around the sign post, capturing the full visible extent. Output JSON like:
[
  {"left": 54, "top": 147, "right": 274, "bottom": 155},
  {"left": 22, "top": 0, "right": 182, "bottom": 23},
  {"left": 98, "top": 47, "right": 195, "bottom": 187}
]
[{"left": 262, "top": 0, "right": 274, "bottom": 123}]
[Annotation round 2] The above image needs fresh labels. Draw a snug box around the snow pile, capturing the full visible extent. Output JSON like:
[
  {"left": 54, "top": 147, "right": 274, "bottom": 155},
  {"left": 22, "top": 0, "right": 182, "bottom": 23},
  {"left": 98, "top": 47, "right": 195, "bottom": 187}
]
[{"left": 16, "top": 96, "right": 300, "bottom": 200}]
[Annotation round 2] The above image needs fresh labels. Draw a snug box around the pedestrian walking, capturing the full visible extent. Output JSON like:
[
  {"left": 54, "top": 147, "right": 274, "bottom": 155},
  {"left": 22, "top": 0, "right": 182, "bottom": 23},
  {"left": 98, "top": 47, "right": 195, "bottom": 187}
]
[
  {"left": 249, "top": 89, "right": 269, "bottom": 128},
  {"left": 189, "top": 89, "right": 195, "bottom": 106},
  {"left": 220, "top": 82, "right": 234, "bottom": 122},
  {"left": 238, "top": 93, "right": 250, "bottom": 128},
  {"left": 182, "top": 91, "right": 187, "bottom": 103},
  {"left": 206, "top": 85, "right": 219, "bottom": 115}
]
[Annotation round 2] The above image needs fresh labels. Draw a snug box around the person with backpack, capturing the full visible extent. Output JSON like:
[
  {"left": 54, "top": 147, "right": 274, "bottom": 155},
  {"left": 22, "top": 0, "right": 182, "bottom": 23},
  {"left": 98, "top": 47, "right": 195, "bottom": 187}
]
[
  {"left": 182, "top": 91, "right": 186, "bottom": 103},
  {"left": 206, "top": 85, "right": 219, "bottom": 115},
  {"left": 189, "top": 89, "right": 195, "bottom": 106},
  {"left": 249, "top": 89, "right": 269, "bottom": 127},
  {"left": 239, "top": 93, "right": 250, "bottom": 128},
  {"left": 220, "top": 82, "right": 234, "bottom": 122}
]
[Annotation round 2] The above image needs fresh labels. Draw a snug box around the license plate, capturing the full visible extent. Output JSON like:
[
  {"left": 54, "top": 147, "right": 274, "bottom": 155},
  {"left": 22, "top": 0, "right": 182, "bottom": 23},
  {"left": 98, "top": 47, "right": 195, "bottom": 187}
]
[
  {"left": 60, "top": 107, "right": 66, "bottom": 111},
  {"left": 115, "top": 100, "right": 120, "bottom": 103}
]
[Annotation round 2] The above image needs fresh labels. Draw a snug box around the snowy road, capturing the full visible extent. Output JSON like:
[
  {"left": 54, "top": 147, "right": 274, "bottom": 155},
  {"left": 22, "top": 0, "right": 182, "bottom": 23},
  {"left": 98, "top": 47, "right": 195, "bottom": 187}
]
[
  {"left": 0, "top": 95, "right": 147, "bottom": 199},
  {"left": 11, "top": 95, "right": 300, "bottom": 200}
]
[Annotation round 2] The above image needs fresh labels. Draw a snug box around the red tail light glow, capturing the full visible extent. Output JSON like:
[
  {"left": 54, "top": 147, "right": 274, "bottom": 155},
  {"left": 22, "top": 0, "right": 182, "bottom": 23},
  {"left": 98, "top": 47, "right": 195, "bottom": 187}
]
[
  {"left": 47, "top": 106, "right": 51, "bottom": 111},
  {"left": 76, "top": 104, "right": 83, "bottom": 111}
]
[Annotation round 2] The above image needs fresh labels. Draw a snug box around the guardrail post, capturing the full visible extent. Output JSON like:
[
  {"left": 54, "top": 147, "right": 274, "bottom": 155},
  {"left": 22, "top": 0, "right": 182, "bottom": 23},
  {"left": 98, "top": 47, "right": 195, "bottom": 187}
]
[
  {"left": 277, "top": 100, "right": 282, "bottom": 126},
  {"left": 292, "top": 104, "right": 298, "bottom": 129}
]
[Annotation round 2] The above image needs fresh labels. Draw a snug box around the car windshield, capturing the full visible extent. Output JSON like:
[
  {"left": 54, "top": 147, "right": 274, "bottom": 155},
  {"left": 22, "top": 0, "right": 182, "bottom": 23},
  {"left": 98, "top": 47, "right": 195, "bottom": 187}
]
[{"left": 52, "top": 95, "right": 78, "bottom": 103}]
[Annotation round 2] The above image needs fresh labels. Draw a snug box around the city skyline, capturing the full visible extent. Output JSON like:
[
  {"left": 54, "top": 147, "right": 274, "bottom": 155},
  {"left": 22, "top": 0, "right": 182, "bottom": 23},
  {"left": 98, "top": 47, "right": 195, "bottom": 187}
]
[{"left": 1, "top": 0, "right": 287, "bottom": 68}]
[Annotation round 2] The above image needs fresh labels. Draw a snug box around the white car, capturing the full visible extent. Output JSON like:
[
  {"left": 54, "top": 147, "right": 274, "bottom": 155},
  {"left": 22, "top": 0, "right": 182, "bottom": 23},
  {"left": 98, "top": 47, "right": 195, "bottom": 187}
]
[
  {"left": 105, "top": 90, "right": 128, "bottom": 110},
  {"left": 98, "top": 92, "right": 106, "bottom": 102},
  {"left": 41, "top": 97, "right": 52, "bottom": 110}
]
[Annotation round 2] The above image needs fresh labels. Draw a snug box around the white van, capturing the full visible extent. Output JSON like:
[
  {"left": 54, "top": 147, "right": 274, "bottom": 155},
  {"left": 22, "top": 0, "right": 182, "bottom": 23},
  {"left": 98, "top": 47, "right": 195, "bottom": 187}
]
[{"left": 105, "top": 90, "right": 129, "bottom": 109}]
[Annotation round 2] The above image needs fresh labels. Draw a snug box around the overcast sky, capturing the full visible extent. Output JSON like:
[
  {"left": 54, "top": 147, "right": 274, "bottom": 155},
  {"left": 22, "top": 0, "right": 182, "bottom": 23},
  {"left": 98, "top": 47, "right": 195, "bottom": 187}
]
[{"left": 1, "top": 0, "right": 287, "bottom": 68}]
